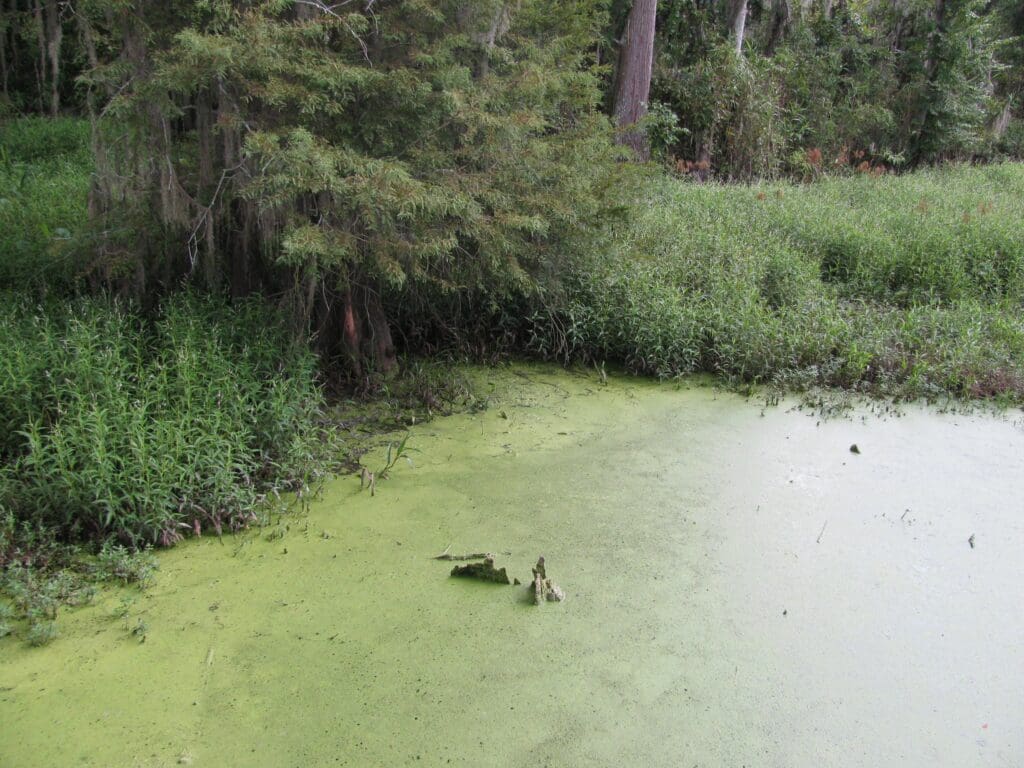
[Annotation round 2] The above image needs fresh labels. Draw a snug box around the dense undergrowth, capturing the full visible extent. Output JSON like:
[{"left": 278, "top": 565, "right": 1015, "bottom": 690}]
[
  {"left": 0, "top": 118, "right": 90, "bottom": 291},
  {"left": 525, "top": 165, "right": 1024, "bottom": 402},
  {"left": 0, "top": 292, "right": 328, "bottom": 547}
]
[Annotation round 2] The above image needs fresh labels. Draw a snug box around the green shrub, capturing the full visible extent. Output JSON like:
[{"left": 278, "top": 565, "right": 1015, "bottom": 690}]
[
  {"left": 0, "top": 291, "right": 329, "bottom": 547},
  {"left": 93, "top": 544, "right": 158, "bottom": 587},
  {"left": 0, "top": 600, "right": 14, "bottom": 637}
]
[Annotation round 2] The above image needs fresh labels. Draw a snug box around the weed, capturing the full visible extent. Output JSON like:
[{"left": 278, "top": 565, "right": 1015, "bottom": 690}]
[
  {"left": 357, "top": 432, "right": 417, "bottom": 496},
  {"left": 94, "top": 544, "right": 157, "bottom": 587},
  {"left": 129, "top": 618, "right": 148, "bottom": 643},
  {"left": 0, "top": 601, "right": 13, "bottom": 638},
  {"left": 0, "top": 291, "right": 330, "bottom": 546},
  {"left": 0, "top": 118, "right": 90, "bottom": 290},
  {"left": 26, "top": 620, "right": 57, "bottom": 647},
  {"left": 111, "top": 595, "right": 135, "bottom": 622},
  {"left": 376, "top": 433, "right": 416, "bottom": 481}
]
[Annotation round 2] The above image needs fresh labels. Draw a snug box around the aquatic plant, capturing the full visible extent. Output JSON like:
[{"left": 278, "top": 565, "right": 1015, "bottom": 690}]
[
  {"left": 0, "top": 601, "right": 13, "bottom": 638},
  {"left": 94, "top": 544, "right": 157, "bottom": 588},
  {"left": 129, "top": 618, "right": 148, "bottom": 644},
  {"left": 26, "top": 620, "right": 57, "bottom": 647},
  {"left": 377, "top": 434, "right": 416, "bottom": 481}
]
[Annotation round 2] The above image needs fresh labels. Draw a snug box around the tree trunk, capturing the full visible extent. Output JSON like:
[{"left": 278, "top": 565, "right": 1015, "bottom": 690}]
[
  {"left": 76, "top": 8, "right": 104, "bottom": 89},
  {"left": 765, "top": 0, "right": 791, "bottom": 56},
  {"left": 1, "top": 0, "right": 14, "bottom": 102},
  {"left": 457, "top": 1, "right": 513, "bottom": 79},
  {"left": 43, "top": 0, "right": 61, "bottom": 115},
  {"left": 334, "top": 284, "right": 397, "bottom": 378},
  {"left": 361, "top": 287, "right": 397, "bottom": 375},
  {"left": 992, "top": 101, "right": 1012, "bottom": 140},
  {"left": 924, "top": 0, "right": 946, "bottom": 82},
  {"left": 32, "top": 0, "right": 46, "bottom": 112},
  {"left": 0, "top": 4, "right": 8, "bottom": 102},
  {"left": 915, "top": 0, "right": 947, "bottom": 162},
  {"left": 613, "top": 0, "right": 658, "bottom": 160},
  {"left": 196, "top": 88, "right": 214, "bottom": 189},
  {"left": 294, "top": 2, "right": 317, "bottom": 21},
  {"left": 729, "top": 0, "right": 748, "bottom": 55}
]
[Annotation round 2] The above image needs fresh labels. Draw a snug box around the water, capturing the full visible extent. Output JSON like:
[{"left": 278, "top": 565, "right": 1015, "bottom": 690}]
[{"left": 2, "top": 366, "right": 1022, "bottom": 767}]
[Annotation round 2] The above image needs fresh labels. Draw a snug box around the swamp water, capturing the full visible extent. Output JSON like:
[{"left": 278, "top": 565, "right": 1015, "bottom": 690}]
[{"left": 2, "top": 367, "right": 1023, "bottom": 767}]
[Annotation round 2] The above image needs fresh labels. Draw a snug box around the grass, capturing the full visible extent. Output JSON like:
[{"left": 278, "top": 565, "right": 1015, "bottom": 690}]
[
  {"left": 527, "top": 164, "right": 1024, "bottom": 403},
  {"left": 0, "top": 117, "right": 91, "bottom": 290},
  {"left": 0, "top": 291, "right": 330, "bottom": 548}
]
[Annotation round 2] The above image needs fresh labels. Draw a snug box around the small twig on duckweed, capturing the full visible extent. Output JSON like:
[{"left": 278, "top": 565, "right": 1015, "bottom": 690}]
[{"left": 432, "top": 545, "right": 493, "bottom": 561}]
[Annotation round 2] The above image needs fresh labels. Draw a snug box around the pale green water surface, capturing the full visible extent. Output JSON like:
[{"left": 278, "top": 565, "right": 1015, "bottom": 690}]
[{"left": 2, "top": 367, "right": 1022, "bottom": 767}]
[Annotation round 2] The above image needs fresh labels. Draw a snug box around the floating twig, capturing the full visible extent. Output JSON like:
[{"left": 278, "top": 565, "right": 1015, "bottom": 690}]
[{"left": 434, "top": 551, "right": 493, "bottom": 561}]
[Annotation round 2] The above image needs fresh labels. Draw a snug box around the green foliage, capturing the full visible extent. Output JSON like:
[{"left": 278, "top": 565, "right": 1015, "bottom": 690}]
[
  {"left": 0, "top": 118, "right": 90, "bottom": 162},
  {"left": 655, "top": 43, "right": 786, "bottom": 179},
  {"left": 93, "top": 543, "right": 158, "bottom": 586},
  {"left": 0, "top": 118, "right": 91, "bottom": 289},
  {"left": 0, "top": 291, "right": 329, "bottom": 547},
  {"left": 80, "top": 0, "right": 626, "bottom": 369},
  {"left": 909, "top": 0, "right": 999, "bottom": 163},
  {"left": 0, "top": 557, "right": 95, "bottom": 646},
  {"left": 651, "top": 0, "right": 1020, "bottom": 176},
  {"left": 643, "top": 102, "right": 684, "bottom": 160},
  {"left": 0, "top": 600, "right": 13, "bottom": 637},
  {"left": 526, "top": 164, "right": 1024, "bottom": 402},
  {"left": 26, "top": 620, "right": 58, "bottom": 647}
]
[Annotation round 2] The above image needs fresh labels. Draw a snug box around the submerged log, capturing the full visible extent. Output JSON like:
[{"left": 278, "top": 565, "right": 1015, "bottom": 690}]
[{"left": 450, "top": 557, "right": 510, "bottom": 584}]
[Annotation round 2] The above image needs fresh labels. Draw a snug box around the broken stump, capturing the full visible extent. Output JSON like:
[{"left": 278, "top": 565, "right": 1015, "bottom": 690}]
[{"left": 530, "top": 556, "right": 564, "bottom": 604}]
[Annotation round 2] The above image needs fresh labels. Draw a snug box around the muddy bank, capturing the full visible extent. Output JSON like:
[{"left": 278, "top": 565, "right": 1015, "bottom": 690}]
[{"left": 1, "top": 367, "right": 1022, "bottom": 767}]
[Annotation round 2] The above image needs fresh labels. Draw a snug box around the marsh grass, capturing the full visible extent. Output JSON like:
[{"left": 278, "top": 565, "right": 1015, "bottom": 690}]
[
  {"left": 527, "top": 164, "right": 1024, "bottom": 402},
  {"left": 26, "top": 620, "right": 58, "bottom": 647},
  {"left": 93, "top": 544, "right": 159, "bottom": 587},
  {"left": 0, "top": 292, "right": 329, "bottom": 548}
]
